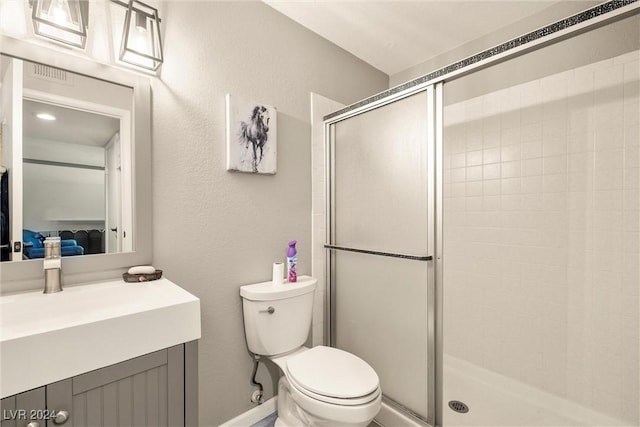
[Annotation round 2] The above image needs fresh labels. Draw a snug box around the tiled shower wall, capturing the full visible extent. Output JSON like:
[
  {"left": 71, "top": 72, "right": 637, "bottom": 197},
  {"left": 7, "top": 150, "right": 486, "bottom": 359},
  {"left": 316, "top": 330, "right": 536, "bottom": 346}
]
[{"left": 443, "top": 50, "right": 639, "bottom": 423}]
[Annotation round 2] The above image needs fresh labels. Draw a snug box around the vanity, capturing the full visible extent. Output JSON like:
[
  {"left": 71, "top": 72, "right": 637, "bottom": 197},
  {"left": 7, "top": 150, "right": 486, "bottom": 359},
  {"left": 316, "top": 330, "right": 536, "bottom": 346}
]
[
  {"left": 1, "top": 278, "right": 201, "bottom": 427},
  {"left": 0, "top": 33, "right": 200, "bottom": 427}
]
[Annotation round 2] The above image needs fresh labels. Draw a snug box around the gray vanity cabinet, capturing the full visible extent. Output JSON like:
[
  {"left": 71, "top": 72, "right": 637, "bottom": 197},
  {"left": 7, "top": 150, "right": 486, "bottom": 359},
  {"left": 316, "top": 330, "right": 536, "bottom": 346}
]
[
  {"left": 46, "top": 345, "right": 185, "bottom": 427},
  {"left": 2, "top": 342, "right": 198, "bottom": 427},
  {"left": 1, "top": 387, "right": 46, "bottom": 427}
]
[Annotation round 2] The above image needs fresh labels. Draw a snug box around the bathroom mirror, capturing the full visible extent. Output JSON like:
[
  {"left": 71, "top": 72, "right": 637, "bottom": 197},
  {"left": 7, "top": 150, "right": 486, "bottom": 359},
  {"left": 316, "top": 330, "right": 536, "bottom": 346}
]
[
  {"left": 0, "top": 36, "right": 152, "bottom": 292},
  {"left": 3, "top": 63, "right": 133, "bottom": 262}
]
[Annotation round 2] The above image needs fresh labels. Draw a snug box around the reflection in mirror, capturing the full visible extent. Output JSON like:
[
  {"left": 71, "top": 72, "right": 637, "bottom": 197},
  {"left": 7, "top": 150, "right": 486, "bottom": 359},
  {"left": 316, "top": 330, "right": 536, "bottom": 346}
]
[
  {"left": 0, "top": 55, "right": 134, "bottom": 262},
  {"left": 23, "top": 100, "right": 120, "bottom": 257}
]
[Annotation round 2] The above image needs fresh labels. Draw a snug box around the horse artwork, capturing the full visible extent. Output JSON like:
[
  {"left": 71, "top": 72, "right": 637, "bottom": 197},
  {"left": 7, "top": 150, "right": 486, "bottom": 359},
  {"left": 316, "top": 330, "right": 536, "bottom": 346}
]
[{"left": 226, "top": 94, "right": 277, "bottom": 174}]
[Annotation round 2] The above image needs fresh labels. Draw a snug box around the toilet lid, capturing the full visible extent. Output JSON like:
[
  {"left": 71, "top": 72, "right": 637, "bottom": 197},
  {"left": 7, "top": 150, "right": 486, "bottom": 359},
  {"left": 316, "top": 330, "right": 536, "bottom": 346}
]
[{"left": 286, "top": 346, "right": 379, "bottom": 399}]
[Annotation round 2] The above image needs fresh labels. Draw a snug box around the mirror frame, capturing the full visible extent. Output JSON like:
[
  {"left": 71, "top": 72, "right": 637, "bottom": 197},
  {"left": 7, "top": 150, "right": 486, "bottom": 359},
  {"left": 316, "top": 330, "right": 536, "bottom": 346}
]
[{"left": 0, "top": 35, "right": 152, "bottom": 293}]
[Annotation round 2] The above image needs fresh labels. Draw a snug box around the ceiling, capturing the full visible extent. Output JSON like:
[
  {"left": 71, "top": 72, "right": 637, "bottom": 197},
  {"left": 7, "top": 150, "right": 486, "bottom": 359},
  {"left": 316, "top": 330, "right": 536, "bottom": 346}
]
[
  {"left": 263, "top": 0, "right": 566, "bottom": 76},
  {"left": 23, "top": 100, "right": 120, "bottom": 148}
]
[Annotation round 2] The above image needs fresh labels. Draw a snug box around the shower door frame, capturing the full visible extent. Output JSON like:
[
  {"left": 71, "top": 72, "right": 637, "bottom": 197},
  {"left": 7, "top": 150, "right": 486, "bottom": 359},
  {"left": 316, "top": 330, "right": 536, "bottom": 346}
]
[
  {"left": 322, "top": 2, "right": 640, "bottom": 426},
  {"left": 324, "top": 83, "right": 441, "bottom": 426}
]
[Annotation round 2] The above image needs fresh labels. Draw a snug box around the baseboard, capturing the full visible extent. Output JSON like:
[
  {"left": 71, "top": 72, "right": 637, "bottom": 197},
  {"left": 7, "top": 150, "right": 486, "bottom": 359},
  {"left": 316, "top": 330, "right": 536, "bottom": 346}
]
[
  {"left": 219, "top": 397, "right": 277, "bottom": 427},
  {"left": 375, "top": 401, "right": 427, "bottom": 427}
]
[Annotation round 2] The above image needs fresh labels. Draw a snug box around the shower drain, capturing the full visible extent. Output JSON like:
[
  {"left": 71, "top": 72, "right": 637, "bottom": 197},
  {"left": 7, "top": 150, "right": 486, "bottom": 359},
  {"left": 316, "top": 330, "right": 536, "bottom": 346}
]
[{"left": 448, "top": 400, "right": 469, "bottom": 414}]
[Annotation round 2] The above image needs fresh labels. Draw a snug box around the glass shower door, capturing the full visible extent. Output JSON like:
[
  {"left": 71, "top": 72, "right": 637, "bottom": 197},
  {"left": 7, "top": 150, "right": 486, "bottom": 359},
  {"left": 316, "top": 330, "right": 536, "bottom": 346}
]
[{"left": 327, "top": 90, "right": 434, "bottom": 424}]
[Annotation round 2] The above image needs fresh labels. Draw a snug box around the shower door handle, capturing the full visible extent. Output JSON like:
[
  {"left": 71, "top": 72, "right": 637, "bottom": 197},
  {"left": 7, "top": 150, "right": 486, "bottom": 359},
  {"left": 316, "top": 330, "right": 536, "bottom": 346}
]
[{"left": 324, "top": 244, "right": 432, "bottom": 261}]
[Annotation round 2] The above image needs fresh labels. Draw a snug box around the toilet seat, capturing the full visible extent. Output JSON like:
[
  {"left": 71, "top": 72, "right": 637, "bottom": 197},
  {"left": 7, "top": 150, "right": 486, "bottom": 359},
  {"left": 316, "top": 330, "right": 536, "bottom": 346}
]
[
  {"left": 287, "top": 371, "right": 381, "bottom": 406},
  {"left": 284, "top": 346, "right": 380, "bottom": 406}
]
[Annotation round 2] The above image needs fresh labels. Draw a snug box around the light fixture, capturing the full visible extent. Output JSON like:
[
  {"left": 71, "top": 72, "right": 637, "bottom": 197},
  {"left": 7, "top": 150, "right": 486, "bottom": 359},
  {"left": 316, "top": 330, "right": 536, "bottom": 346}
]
[
  {"left": 115, "top": 0, "right": 163, "bottom": 71},
  {"left": 31, "top": 0, "right": 87, "bottom": 49},
  {"left": 36, "top": 113, "right": 56, "bottom": 121}
]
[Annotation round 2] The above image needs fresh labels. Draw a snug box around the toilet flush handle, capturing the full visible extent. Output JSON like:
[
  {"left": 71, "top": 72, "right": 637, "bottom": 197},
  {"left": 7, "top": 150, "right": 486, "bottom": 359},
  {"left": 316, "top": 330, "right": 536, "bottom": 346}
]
[{"left": 259, "top": 306, "right": 275, "bottom": 314}]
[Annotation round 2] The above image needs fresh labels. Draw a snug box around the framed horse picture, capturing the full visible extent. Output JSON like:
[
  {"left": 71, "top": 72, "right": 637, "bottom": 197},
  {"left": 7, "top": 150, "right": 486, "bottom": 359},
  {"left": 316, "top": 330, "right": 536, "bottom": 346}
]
[{"left": 226, "top": 94, "right": 277, "bottom": 174}]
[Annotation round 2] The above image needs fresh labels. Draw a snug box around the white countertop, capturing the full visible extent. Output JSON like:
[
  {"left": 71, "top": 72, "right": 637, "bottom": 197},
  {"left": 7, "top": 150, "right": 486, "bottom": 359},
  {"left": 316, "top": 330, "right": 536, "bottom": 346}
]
[{"left": 0, "top": 277, "right": 201, "bottom": 398}]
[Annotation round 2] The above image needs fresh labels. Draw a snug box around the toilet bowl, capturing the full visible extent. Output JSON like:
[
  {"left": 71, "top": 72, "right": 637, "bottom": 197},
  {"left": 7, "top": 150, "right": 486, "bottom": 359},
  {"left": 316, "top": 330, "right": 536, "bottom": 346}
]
[
  {"left": 240, "top": 276, "right": 382, "bottom": 427},
  {"left": 271, "top": 346, "right": 381, "bottom": 427}
]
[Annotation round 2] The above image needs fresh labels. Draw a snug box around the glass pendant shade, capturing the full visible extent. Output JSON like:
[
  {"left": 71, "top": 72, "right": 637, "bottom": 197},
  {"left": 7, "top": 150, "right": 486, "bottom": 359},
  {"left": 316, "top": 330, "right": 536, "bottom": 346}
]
[
  {"left": 119, "top": 0, "right": 163, "bottom": 71},
  {"left": 32, "top": 0, "right": 87, "bottom": 48}
]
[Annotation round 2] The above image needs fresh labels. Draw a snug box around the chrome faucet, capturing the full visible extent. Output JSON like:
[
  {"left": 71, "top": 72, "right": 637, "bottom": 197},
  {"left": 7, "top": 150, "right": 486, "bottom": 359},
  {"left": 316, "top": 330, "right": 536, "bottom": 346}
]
[{"left": 43, "top": 237, "right": 62, "bottom": 293}]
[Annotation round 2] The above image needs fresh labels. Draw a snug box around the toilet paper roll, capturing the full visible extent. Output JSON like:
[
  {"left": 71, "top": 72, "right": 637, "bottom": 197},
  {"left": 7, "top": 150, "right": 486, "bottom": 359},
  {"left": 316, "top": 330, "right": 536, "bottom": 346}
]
[{"left": 272, "top": 262, "right": 284, "bottom": 286}]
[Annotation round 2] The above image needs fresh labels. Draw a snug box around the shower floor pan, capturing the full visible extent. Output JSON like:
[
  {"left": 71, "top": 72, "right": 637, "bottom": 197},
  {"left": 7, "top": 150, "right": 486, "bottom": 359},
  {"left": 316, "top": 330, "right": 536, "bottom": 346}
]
[{"left": 443, "top": 356, "right": 630, "bottom": 427}]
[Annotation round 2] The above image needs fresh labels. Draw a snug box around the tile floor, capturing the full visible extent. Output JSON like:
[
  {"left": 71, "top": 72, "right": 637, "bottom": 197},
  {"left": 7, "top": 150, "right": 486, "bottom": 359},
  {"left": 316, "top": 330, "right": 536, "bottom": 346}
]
[{"left": 250, "top": 412, "right": 277, "bottom": 427}]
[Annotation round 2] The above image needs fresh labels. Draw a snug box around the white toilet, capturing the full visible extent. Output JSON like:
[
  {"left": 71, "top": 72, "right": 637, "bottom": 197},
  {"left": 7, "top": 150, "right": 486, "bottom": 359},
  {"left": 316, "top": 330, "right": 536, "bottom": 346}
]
[{"left": 240, "top": 276, "right": 382, "bottom": 427}]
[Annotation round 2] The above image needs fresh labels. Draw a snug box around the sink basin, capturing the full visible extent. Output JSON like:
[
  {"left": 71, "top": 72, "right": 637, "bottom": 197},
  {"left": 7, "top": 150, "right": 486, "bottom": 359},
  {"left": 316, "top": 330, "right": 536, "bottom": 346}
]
[{"left": 0, "top": 277, "right": 200, "bottom": 398}]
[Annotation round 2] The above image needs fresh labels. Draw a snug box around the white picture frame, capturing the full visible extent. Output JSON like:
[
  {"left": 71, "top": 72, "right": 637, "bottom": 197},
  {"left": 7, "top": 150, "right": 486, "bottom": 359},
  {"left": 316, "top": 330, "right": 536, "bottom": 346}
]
[{"left": 226, "top": 94, "right": 277, "bottom": 174}]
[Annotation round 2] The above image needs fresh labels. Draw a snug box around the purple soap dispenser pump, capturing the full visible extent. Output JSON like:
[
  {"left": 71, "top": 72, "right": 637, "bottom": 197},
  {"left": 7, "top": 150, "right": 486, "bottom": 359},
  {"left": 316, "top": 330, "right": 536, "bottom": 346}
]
[{"left": 287, "top": 240, "right": 297, "bottom": 283}]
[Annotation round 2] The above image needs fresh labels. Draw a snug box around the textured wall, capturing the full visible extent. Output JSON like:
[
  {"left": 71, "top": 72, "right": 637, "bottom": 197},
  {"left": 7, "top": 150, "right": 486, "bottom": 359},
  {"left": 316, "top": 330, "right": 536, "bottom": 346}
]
[{"left": 151, "top": 2, "right": 387, "bottom": 425}]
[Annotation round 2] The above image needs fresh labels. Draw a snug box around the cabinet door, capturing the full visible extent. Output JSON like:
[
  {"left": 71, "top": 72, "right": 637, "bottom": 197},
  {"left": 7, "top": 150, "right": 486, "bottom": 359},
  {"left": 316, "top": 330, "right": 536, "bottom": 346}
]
[
  {"left": 1, "top": 387, "right": 45, "bottom": 427},
  {"left": 46, "top": 346, "right": 184, "bottom": 427}
]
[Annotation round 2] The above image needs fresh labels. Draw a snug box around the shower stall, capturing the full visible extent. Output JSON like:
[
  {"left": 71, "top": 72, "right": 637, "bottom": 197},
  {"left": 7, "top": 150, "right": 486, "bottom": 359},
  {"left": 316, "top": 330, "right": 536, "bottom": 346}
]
[{"left": 320, "top": 2, "right": 640, "bottom": 426}]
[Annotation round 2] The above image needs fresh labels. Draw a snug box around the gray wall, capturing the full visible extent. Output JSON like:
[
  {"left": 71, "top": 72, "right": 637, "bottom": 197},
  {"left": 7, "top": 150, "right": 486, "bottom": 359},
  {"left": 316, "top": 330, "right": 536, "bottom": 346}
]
[
  {"left": 150, "top": 1, "right": 388, "bottom": 425},
  {"left": 389, "top": 1, "right": 600, "bottom": 87}
]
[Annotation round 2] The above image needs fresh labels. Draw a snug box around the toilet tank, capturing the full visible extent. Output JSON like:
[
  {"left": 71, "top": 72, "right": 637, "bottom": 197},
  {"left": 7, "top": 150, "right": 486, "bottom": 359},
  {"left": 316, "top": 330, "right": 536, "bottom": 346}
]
[{"left": 240, "top": 276, "right": 317, "bottom": 356}]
